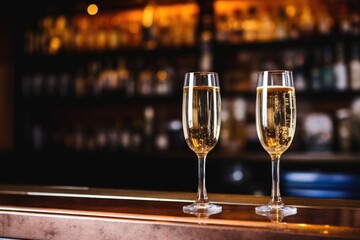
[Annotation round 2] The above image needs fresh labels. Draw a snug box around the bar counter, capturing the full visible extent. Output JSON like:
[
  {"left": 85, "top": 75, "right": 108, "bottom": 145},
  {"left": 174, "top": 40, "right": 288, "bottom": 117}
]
[{"left": 0, "top": 184, "right": 359, "bottom": 239}]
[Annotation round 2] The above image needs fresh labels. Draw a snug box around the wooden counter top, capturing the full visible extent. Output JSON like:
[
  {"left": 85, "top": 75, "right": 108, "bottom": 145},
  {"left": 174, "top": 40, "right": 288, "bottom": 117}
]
[{"left": 0, "top": 184, "right": 359, "bottom": 239}]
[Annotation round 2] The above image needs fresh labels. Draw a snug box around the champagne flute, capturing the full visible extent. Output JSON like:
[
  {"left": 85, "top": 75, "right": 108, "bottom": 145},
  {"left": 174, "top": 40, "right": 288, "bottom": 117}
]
[
  {"left": 255, "top": 70, "right": 297, "bottom": 216},
  {"left": 182, "top": 72, "right": 222, "bottom": 215}
]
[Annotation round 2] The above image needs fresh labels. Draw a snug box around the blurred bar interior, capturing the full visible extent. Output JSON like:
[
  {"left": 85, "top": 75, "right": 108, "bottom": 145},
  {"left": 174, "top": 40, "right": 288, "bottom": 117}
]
[{"left": 0, "top": 0, "right": 359, "bottom": 199}]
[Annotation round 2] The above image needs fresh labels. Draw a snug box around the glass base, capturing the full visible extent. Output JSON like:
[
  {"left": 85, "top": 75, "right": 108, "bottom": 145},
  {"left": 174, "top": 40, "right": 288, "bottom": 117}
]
[
  {"left": 255, "top": 204, "right": 297, "bottom": 216},
  {"left": 183, "top": 202, "right": 222, "bottom": 215}
]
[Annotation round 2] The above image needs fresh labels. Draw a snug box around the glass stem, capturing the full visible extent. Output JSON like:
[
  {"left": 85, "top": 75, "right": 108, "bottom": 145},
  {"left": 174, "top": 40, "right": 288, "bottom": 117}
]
[
  {"left": 196, "top": 154, "right": 208, "bottom": 204},
  {"left": 270, "top": 154, "right": 283, "bottom": 207}
]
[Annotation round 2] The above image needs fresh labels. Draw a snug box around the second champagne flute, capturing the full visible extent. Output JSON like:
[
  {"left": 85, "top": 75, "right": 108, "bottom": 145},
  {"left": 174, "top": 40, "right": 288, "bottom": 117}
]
[
  {"left": 182, "top": 72, "right": 222, "bottom": 215},
  {"left": 255, "top": 70, "right": 297, "bottom": 216}
]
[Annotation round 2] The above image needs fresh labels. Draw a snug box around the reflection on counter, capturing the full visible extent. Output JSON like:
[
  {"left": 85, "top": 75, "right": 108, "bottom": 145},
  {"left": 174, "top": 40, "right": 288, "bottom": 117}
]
[{"left": 283, "top": 171, "right": 360, "bottom": 199}]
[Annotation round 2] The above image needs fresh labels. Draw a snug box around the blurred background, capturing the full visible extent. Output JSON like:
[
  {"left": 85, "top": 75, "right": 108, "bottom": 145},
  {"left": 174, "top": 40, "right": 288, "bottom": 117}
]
[{"left": 0, "top": 0, "right": 359, "bottom": 199}]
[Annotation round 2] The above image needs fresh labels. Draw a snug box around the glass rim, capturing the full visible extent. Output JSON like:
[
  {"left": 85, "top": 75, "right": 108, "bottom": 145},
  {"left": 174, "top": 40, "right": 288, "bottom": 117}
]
[
  {"left": 258, "top": 70, "right": 292, "bottom": 74},
  {"left": 185, "top": 71, "right": 218, "bottom": 75}
]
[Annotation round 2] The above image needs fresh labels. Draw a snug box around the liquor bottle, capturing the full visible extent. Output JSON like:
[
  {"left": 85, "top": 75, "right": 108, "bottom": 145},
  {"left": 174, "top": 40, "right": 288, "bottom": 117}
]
[
  {"left": 95, "top": 126, "right": 108, "bottom": 151},
  {"left": 285, "top": 3, "right": 299, "bottom": 39},
  {"left": 32, "top": 124, "right": 45, "bottom": 151},
  {"left": 216, "top": 13, "right": 230, "bottom": 43},
  {"left": 337, "top": 2, "right": 351, "bottom": 34},
  {"left": 199, "top": 40, "right": 213, "bottom": 72},
  {"left": 107, "top": 124, "right": 119, "bottom": 152},
  {"left": 293, "top": 51, "right": 307, "bottom": 91},
  {"left": 275, "top": 6, "right": 287, "bottom": 41},
  {"left": 137, "top": 64, "right": 154, "bottom": 96},
  {"left": 333, "top": 42, "right": 348, "bottom": 91},
  {"left": 58, "top": 72, "right": 72, "bottom": 97},
  {"left": 183, "top": 7, "right": 198, "bottom": 47},
  {"left": 74, "top": 68, "right": 87, "bottom": 97},
  {"left": 316, "top": 4, "right": 334, "bottom": 35},
  {"left": 74, "top": 123, "right": 85, "bottom": 152},
  {"left": 87, "top": 60, "right": 102, "bottom": 96},
  {"left": 143, "top": 106, "right": 155, "bottom": 153},
  {"left": 220, "top": 99, "right": 231, "bottom": 150},
  {"left": 46, "top": 73, "right": 57, "bottom": 96},
  {"left": 32, "top": 73, "right": 44, "bottom": 96},
  {"left": 116, "top": 57, "right": 131, "bottom": 95},
  {"left": 229, "top": 8, "right": 243, "bottom": 44},
  {"left": 142, "top": 0, "right": 157, "bottom": 50},
  {"left": 298, "top": 4, "right": 315, "bottom": 38},
  {"left": 321, "top": 46, "right": 335, "bottom": 90},
  {"left": 242, "top": 6, "right": 258, "bottom": 42},
  {"left": 154, "top": 110, "right": 169, "bottom": 152},
  {"left": 257, "top": 5, "right": 275, "bottom": 42},
  {"left": 37, "top": 16, "right": 53, "bottom": 54},
  {"left": 335, "top": 109, "right": 352, "bottom": 152},
  {"left": 154, "top": 58, "right": 174, "bottom": 96},
  {"left": 350, "top": 3, "right": 360, "bottom": 35},
  {"left": 349, "top": 42, "right": 360, "bottom": 90},
  {"left": 310, "top": 48, "right": 322, "bottom": 91},
  {"left": 232, "top": 98, "right": 247, "bottom": 152}
]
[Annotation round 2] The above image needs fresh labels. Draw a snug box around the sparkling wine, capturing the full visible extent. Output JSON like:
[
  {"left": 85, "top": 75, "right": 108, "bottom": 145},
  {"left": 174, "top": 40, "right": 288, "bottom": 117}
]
[
  {"left": 183, "top": 85, "right": 221, "bottom": 155},
  {"left": 256, "top": 86, "right": 296, "bottom": 157}
]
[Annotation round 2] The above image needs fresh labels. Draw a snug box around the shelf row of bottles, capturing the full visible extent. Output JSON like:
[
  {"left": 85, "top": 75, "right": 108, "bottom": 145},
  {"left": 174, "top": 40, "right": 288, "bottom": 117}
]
[
  {"left": 22, "top": 0, "right": 359, "bottom": 55},
  {"left": 220, "top": 40, "right": 360, "bottom": 92},
  {"left": 23, "top": 97, "right": 360, "bottom": 154},
  {"left": 21, "top": 40, "right": 360, "bottom": 98},
  {"left": 24, "top": 2, "right": 199, "bottom": 54},
  {"left": 214, "top": 0, "right": 359, "bottom": 44},
  {"left": 21, "top": 56, "right": 188, "bottom": 98}
]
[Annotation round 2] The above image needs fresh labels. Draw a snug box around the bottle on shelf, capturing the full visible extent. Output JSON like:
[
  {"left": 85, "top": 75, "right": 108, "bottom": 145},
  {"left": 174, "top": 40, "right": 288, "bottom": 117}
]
[
  {"left": 336, "top": 108, "right": 352, "bottom": 152},
  {"left": 321, "top": 46, "right": 336, "bottom": 90},
  {"left": 349, "top": 42, "right": 360, "bottom": 90},
  {"left": 143, "top": 105, "right": 155, "bottom": 153},
  {"left": 99, "top": 58, "right": 118, "bottom": 94},
  {"left": 316, "top": 3, "right": 334, "bottom": 36},
  {"left": 242, "top": 6, "right": 258, "bottom": 42},
  {"left": 137, "top": 63, "right": 154, "bottom": 96},
  {"left": 154, "top": 58, "right": 174, "bottom": 96},
  {"left": 229, "top": 8, "right": 243, "bottom": 44},
  {"left": 257, "top": 5, "right": 276, "bottom": 42},
  {"left": 293, "top": 50, "right": 307, "bottom": 92},
  {"left": 298, "top": 3, "right": 315, "bottom": 38},
  {"left": 87, "top": 60, "right": 102, "bottom": 96},
  {"left": 74, "top": 68, "right": 87, "bottom": 97},
  {"left": 275, "top": 6, "right": 288, "bottom": 41},
  {"left": 336, "top": 1, "right": 352, "bottom": 34},
  {"left": 333, "top": 42, "right": 348, "bottom": 91},
  {"left": 115, "top": 57, "right": 133, "bottom": 96},
  {"left": 154, "top": 109, "right": 169, "bottom": 152},
  {"left": 142, "top": 0, "right": 157, "bottom": 50},
  {"left": 310, "top": 48, "right": 323, "bottom": 91}
]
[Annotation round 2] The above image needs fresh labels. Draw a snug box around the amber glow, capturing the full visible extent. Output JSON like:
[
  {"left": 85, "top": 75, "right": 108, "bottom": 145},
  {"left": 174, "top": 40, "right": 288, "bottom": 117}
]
[
  {"left": 87, "top": 4, "right": 99, "bottom": 16},
  {"left": 214, "top": 0, "right": 303, "bottom": 15},
  {"left": 285, "top": 5, "right": 297, "bottom": 17},
  {"left": 49, "top": 37, "right": 62, "bottom": 54},
  {"left": 156, "top": 70, "right": 168, "bottom": 82},
  {"left": 143, "top": 5, "right": 155, "bottom": 27}
]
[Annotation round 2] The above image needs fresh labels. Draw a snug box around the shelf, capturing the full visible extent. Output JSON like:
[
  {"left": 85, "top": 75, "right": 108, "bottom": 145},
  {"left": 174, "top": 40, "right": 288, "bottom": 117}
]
[
  {"left": 214, "top": 34, "right": 359, "bottom": 52},
  {"left": 22, "top": 45, "right": 199, "bottom": 60},
  {"left": 19, "top": 94, "right": 183, "bottom": 108},
  {"left": 19, "top": 89, "right": 360, "bottom": 108},
  {"left": 6, "top": 149, "right": 359, "bottom": 164}
]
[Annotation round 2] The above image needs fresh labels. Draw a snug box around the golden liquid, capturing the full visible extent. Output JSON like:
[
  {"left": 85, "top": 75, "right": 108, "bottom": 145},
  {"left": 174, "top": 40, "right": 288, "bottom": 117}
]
[
  {"left": 183, "top": 86, "right": 221, "bottom": 155},
  {"left": 256, "top": 86, "right": 296, "bottom": 157}
]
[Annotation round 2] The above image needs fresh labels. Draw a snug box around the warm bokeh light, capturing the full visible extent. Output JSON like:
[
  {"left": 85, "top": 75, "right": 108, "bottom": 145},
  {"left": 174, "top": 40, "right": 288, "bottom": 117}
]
[
  {"left": 142, "top": 5, "right": 155, "bottom": 27},
  {"left": 87, "top": 3, "right": 99, "bottom": 16}
]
